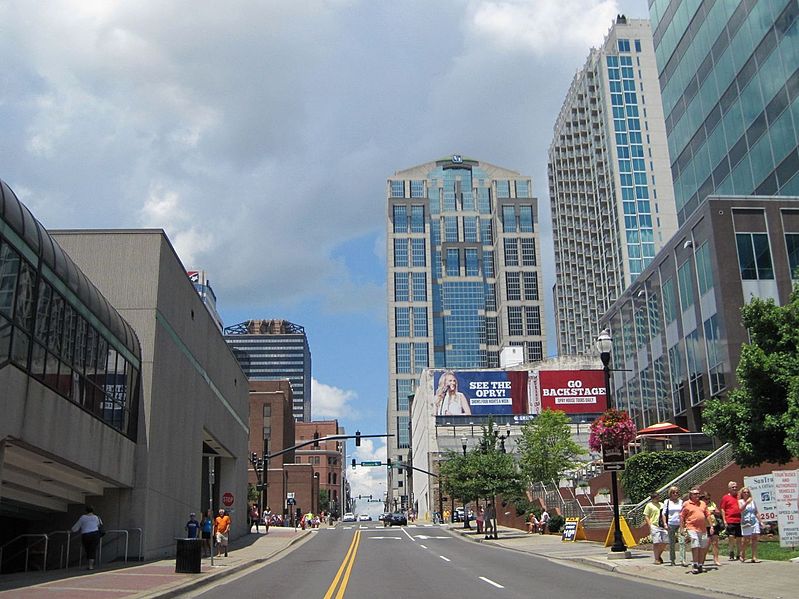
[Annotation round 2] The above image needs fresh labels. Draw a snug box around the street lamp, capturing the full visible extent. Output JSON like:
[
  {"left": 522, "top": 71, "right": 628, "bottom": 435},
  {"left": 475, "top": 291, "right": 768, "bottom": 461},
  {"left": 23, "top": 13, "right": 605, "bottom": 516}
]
[
  {"left": 460, "top": 436, "right": 471, "bottom": 529},
  {"left": 596, "top": 328, "right": 626, "bottom": 553}
]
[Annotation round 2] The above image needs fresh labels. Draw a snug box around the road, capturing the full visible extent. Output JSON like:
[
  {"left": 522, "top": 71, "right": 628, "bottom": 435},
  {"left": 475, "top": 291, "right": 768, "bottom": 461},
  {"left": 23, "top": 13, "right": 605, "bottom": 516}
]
[{"left": 192, "top": 522, "right": 712, "bottom": 599}]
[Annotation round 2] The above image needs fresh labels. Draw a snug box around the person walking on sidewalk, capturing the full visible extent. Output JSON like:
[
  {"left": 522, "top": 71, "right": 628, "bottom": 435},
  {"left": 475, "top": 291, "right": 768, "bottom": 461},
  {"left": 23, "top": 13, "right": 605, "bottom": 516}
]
[
  {"left": 703, "top": 491, "right": 723, "bottom": 566},
  {"left": 484, "top": 502, "right": 496, "bottom": 539},
  {"left": 200, "top": 509, "right": 213, "bottom": 557},
  {"left": 249, "top": 503, "right": 260, "bottom": 533},
  {"left": 71, "top": 505, "right": 103, "bottom": 570},
  {"left": 739, "top": 487, "right": 762, "bottom": 563},
  {"left": 662, "top": 486, "right": 686, "bottom": 566},
  {"left": 643, "top": 491, "right": 667, "bottom": 564},
  {"left": 720, "top": 481, "right": 742, "bottom": 561},
  {"left": 185, "top": 513, "right": 200, "bottom": 539},
  {"left": 681, "top": 489, "right": 710, "bottom": 573},
  {"left": 476, "top": 506, "right": 484, "bottom": 534},
  {"left": 214, "top": 509, "right": 231, "bottom": 557}
]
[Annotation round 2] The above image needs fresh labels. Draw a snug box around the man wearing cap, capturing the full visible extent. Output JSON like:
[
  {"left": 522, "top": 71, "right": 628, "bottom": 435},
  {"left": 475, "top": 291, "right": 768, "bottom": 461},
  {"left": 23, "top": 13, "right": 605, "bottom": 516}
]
[
  {"left": 680, "top": 489, "right": 710, "bottom": 573},
  {"left": 214, "top": 508, "right": 231, "bottom": 557},
  {"left": 185, "top": 512, "right": 200, "bottom": 539}
]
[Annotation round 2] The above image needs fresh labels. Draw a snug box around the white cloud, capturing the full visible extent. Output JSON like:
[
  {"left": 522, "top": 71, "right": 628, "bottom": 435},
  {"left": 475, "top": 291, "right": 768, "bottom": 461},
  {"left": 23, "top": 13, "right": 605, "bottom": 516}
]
[
  {"left": 348, "top": 439, "right": 388, "bottom": 514},
  {"left": 312, "top": 378, "right": 358, "bottom": 419}
]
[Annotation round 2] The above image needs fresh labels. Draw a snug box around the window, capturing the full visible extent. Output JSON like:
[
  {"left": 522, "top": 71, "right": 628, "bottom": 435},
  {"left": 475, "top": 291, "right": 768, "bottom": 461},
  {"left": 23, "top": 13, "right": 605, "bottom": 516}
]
[
  {"left": 410, "top": 205, "right": 425, "bottom": 232},
  {"left": 519, "top": 206, "right": 534, "bottom": 232},
  {"left": 413, "top": 343, "right": 428, "bottom": 373},
  {"left": 677, "top": 261, "right": 695, "bottom": 312},
  {"left": 506, "top": 272, "right": 521, "bottom": 300},
  {"left": 412, "top": 307, "right": 427, "bottom": 337},
  {"left": 394, "top": 272, "right": 409, "bottom": 301},
  {"left": 465, "top": 249, "right": 479, "bottom": 276},
  {"left": 463, "top": 217, "right": 478, "bottom": 242},
  {"left": 507, "top": 306, "right": 523, "bottom": 336},
  {"left": 525, "top": 306, "right": 541, "bottom": 335},
  {"left": 411, "top": 272, "right": 426, "bottom": 301},
  {"left": 516, "top": 180, "right": 529, "bottom": 197},
  {"left": 395, "top": 307, "right": 410, "bottom": 337},
  {"left": 496, "top": 180, "right": 510, "bottom": 198},
  {"left": 477, "top": 187, "right": 491, "bottom": 214},
  {"left": 263, "top": 404, "right": 272, "bottom": 418},
  {"left": 618, "top": 39, "right": 630, "bottom": 52},
  {"left": 523, "top": 272, "right": 538, "bottom": 300},
  {"left": 787, "top": 234, "right": 799, "bottom": 278},
  {"left": 480, "top": 218, "right": 493, "bottom": 245},
  {"left": 395, "top": 343, "right": 411, "bottom": 373},
  {"left": 503, "top": 239, "right": 518, "bottom": 266},
  {"left": 695, "top": 242, "right": 713, "bottom": 295},
  {"left": 446, "top": 248, "right": 459, "bottom": 276},
  {"left": 393, "top": 205, "right": 407, "bottom": 233},
  {"left": 527, "top": 341, "right": 543, "bottom": 362},
  {"left": 502, "top": 206, "right": 516, "bottom": 232},
  {"left": 662, "top": 278, "right": 677, "bottom": 324},
  {"left": 486, "top": 317, "right": 498, "bottom": 344},
  {"left": 396, "top": 379, "right": 414, "bottom": 411},
  {"left": 390, "top": 180, "right": 404, "bottom": 197},
  {"left": 410, "top": 180, "right": 424, "bottom": 198},
  {"left": 736, "top": 233, "right": 774, "bottom": 280},
  {"left": 393, "top": 239, "right": 408, "bottom": 267},
  {"left": 411, "top": 238, "right": 426, "bottom": 267},
  {"left": 634, "top": 39, "right": 641, "bottom": 52},
  {"left": 444, "top": 216, "right": 458, "bottom": 242},
  {"left": 704, "top": 314, "right": 726, "bottom": 395},
  {"left": 482, "top": 251, "right": 494, "bottom": 278},
  {"left": 0, "top": 242, "right": 20, "bottom": 318},
  {"left": 521, "top": 239, "right": 536, "bottom": 265}
]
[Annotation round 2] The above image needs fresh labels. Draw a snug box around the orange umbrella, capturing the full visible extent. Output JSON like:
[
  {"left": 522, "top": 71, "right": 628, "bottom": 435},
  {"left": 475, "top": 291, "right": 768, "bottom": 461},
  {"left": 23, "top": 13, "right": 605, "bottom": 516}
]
[{"left": 637, "top": 422, "right": 690, "bottom": 435}]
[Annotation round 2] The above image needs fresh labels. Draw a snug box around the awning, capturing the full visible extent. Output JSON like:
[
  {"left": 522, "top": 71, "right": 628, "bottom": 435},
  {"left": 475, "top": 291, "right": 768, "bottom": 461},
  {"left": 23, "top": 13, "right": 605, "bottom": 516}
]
[{"left": 636, "top": 422, "right": 690, "bottom": 436}]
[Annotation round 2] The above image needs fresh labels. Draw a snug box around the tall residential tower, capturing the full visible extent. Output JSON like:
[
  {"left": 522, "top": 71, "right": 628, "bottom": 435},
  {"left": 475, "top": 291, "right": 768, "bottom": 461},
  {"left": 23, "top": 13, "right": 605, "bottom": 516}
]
[
  {"left": 386, "top": 155, "right": 546, "bottom": 504},
  {"left": 549, "top": 17, "right": 678, "bottom": 356}
]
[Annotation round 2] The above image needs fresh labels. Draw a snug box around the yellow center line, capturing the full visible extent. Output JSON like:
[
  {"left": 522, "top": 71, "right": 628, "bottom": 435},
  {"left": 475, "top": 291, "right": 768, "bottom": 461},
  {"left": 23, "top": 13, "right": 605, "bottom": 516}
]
[
  {"left": 323, "top": 529, "right": 361, "bottom": 599},
  {"left": 334, "top": 529, "right": 361, "bottom": 599}
]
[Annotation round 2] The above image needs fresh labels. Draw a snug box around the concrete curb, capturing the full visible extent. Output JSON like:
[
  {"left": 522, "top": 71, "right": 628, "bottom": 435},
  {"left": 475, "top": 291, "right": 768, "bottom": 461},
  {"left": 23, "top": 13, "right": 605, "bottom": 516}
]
[{"left": 136, "top": 531, "right": 312, "bottom": 599}]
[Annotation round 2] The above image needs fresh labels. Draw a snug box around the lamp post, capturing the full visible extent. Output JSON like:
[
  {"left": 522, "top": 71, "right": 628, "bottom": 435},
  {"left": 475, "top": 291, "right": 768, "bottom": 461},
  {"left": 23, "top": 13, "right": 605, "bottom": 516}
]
[
  {"left": 460, "top": 436, "right": 471, "bottom": 529},
  {"left": 597, "top": 328, "right": 627, "bottom": 553}
]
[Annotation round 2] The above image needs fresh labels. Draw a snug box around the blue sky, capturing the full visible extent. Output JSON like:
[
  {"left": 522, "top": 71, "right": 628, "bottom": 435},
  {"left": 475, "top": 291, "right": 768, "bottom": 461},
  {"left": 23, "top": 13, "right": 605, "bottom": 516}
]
[{"left": 0, "top": 0, "right": 649, "bottom": 510}]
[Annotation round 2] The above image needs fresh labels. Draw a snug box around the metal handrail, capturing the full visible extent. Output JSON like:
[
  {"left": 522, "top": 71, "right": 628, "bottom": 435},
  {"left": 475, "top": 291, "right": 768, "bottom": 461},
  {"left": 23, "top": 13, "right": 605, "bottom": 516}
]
[
  {"left": 45, "top": 530, "right": 78, "bottom": 569},
  {"left": 622, "top": 443, "right": 734, "bottom": 526},
  {"left": 0, "top": 534, "right": 49, "bottom": 573},
  {"left": 97, "top": 529, "right": 129, "bottom": 566},
  {"left": 129, "top": 528, "right": 143, "bottom": 561}
]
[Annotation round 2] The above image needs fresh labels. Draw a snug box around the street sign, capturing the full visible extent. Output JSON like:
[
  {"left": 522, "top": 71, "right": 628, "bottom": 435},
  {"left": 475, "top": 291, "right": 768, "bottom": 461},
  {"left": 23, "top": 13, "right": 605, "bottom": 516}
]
[
  {"left": 602, "top": 446, "right": 625, "bottom": 471},
  {"left": 360, "top": 461, "right": 382, "bottom": 466},
  {"left": 287, "top": 498, "right": 296, "bottom": 506},
  {"left": 287, "top": 492, "right": 295, "bottom": 499},
  {"left": 222, "top": 492, "right": 234, "bottom": 507},
  {"left": 603, "top": 463, "right": 625, "bottom": 471}
]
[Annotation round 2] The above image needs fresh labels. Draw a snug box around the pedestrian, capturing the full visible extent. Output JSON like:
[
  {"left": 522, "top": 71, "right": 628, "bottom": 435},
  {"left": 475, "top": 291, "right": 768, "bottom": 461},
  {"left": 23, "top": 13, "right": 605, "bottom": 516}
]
[
  {"left": 214, "top": 508, "right": 231, "bottom": 557},
  {"left": 720, "top": 480, "right": 742, "bottom": 561},
  {"left": 703, "top": 491, "right": 722, "bottom": 566},
  {"left": 738, "top": 487, "right": 761, "bottom": 563},
  {"left": 200, "top": 509, "right": 213, "bottom": 557},
  {"left": 484, "top": 502, "right": 495, "bottom": 539},
  {"left": 681, "top": 489, "right": 710, "bottom": 573},
  {"left": 71, "top": 505, "right": 103, "bottom": 570},
  {"left": 526, "top": 511, "right": 539, "bottom": 534},
  {"left": 539, "top": 509, "right": 550, "bottom": 534},
  {"left": 443, "top": 508, "right": 450, "bottom": 524},
  {"left": 249, "top": 503, "right": 260, "bottom": 533},
  {"left": 662, "top": 486, "right": 686, "bottom": 566},
  {"left": 643, "top": 491, "right": 667, "bottom": 564},
  {"left": 264, "top": 507, "right": 271, "bottom": 534},
  {"left": 476, "top": 506, "right": 484, "bottom": 534},
  {"left": 185, "top": 512, "right": 200, "bottom": 539}
]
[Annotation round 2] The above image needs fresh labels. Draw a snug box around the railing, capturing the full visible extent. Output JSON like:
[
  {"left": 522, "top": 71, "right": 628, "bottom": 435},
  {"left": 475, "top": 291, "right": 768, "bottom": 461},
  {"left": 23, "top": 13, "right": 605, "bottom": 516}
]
[
  {"left": 96, "top": 530, "right": 130, "bottom": 567},
  {"left": 0, "top": 534, "right": 49, "bottom": 573},
  {"left": 622, "top": 443, "right": 734, "bottom": 527}
]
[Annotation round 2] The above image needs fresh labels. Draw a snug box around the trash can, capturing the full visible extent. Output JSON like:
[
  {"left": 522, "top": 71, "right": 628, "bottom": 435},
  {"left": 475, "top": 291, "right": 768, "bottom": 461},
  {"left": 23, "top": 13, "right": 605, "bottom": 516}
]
[{"left": 175, "top": 538, "right": 202, "bottom": 573}]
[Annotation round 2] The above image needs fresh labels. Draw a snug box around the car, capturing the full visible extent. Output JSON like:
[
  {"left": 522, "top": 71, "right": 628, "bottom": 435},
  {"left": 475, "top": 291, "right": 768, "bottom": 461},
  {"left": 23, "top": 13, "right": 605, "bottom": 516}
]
[
  {"left": 358, "top": 514, "right": 372, "bottom": 521},
  {"left": 452, "top": 507, "right": 474, "bottom": 522},
  {"left": 342, "top": 512, "right": 357, "bottom": 522},
  {"left": 387, "top": 512, "right": 407, "bottom": 526}
]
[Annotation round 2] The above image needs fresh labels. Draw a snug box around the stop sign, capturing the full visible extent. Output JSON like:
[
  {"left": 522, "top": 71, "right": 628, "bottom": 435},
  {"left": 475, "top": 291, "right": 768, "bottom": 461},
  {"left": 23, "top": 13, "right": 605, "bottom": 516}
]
[{"left": 222, "top": 492, "right": 234, "bottom": 507}]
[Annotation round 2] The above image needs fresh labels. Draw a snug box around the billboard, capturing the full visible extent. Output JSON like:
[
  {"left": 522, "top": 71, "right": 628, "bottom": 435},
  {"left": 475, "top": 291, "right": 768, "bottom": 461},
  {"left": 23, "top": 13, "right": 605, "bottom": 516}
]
[
  {"left": 531, "top": 370, "right": 607, "bottom": 415},
  {"left": 430, "top": 370, "right": 528, "bottom": 416}
]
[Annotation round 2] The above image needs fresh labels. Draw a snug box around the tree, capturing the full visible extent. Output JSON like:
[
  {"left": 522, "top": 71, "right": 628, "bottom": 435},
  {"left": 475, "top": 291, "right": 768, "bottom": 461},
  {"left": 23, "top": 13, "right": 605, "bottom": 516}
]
[
  {"left": 702, "top": 288, "right": 799, "bottom": 465},
  {"left": 516, "top": 409, "right": 586, "bottom": 486},
  {"left": 319, "top": 489, "right": 331, "bottom": 513}
]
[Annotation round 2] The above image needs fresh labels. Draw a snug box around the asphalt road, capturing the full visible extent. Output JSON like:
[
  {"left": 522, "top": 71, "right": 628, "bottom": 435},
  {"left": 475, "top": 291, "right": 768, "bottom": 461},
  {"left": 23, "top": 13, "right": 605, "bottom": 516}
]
[{"left": 193, "top": 523, "right": 713, "bottom": 599}]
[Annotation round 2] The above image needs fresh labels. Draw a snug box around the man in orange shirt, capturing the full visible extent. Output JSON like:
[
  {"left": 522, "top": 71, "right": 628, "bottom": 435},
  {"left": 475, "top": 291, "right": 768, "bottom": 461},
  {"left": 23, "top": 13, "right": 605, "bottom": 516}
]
[
  {"left": 214, "top": 509, "right": 231, "bottom": 557},
  {"left": 680, "top": 489, "right": 710, "bottom": 573}
]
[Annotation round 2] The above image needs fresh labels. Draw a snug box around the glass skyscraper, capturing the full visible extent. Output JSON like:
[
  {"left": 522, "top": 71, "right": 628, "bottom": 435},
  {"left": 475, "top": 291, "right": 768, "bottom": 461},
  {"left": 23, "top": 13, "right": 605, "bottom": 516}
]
[
  {"left": 651, "top": 0, "right": 799, "bottom": 223},
  {"left": 549, "top": 17, "right": 678, "bottom": 357},
  {"left": 386, "top": 155, "right": 545, "bottom": 503},
  {"left": 224, "top": 319, "right": 312, "bottom": 421}
]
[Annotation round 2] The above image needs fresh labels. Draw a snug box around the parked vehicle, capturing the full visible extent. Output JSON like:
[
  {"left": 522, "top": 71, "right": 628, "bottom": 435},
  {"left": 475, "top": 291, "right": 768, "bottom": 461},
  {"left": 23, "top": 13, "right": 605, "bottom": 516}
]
[
  {"left": 453, "top": 507, "right": 474, "bottom": 522},
  {"left": 342, "top": 512, "right": 357, "bottom": 522}
]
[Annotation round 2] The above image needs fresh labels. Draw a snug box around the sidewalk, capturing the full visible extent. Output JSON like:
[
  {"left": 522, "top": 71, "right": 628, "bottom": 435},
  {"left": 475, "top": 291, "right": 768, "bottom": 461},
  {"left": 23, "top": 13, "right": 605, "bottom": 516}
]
[
  {"left": 0, "top": 525, "right": 314, "bottom": 599},
  {"left": 447, "top": 525, "right": 799, "bottom": 599}
]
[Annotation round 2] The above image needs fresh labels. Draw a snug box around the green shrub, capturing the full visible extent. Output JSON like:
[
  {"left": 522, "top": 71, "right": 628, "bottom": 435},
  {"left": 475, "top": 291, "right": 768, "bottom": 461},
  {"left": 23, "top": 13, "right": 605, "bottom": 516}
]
[
  {"left": 621, "top": 450, "right": 711, "bottom": 504},
  {"left": 548, "top": 514, "right": 565, "bottom": 533}
]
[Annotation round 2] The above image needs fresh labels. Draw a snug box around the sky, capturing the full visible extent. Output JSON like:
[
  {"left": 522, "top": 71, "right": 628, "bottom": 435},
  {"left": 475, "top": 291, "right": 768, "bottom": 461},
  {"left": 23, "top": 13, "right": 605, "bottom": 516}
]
[{"left": 0, "top": 0, "right": 649, "bottom": 515}]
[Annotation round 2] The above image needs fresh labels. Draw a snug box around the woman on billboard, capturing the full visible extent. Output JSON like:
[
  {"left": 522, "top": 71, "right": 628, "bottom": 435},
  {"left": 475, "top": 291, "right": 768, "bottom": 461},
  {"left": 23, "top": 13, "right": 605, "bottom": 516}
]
[{"left": 435, "top": 371, "right": 472, "bottom": 415}]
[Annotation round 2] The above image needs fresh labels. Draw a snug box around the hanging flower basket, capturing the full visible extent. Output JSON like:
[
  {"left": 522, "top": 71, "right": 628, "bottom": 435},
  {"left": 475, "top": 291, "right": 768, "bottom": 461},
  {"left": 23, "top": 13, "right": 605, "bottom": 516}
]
[{"left": 588, "top": 409, "right": 637, "bottom": 453}]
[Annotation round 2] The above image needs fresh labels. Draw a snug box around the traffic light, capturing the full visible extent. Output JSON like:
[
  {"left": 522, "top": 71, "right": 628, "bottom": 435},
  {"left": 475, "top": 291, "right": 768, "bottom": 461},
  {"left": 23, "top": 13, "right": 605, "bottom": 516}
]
[
  {"left": 369, "top": 494, "right": 373, "bottom": 500},
  {"left": 250, "top": 452, "right": 257, "bottom": 463},
  {"left": 351, "top": 458, "right": 356, "bottom": 469},
  {"left": 386, "top": 458, "right": 392, "bottom": 468},
  {"left": 355, "top": 430, "right": 361, "bottom": 446},
  {"left": 313, "top": 431, "right": 320, "bottom": 448}
]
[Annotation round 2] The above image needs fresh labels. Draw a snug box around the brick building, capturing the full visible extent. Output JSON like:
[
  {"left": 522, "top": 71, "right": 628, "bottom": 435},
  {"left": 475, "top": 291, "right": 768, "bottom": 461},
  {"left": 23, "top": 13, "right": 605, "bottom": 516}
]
[{"left": 295, "top": 420, "right": 346, "bottom": 517}]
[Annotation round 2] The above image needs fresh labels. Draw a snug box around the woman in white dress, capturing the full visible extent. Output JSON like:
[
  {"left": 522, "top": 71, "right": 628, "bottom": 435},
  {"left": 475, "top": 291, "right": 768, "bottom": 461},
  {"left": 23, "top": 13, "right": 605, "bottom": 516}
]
[
  {"left": 435, "top": 371, "right": 471, "bottom": 416},
  {"left": 738, "top": 487, "right": 761, "bottom": 562}
]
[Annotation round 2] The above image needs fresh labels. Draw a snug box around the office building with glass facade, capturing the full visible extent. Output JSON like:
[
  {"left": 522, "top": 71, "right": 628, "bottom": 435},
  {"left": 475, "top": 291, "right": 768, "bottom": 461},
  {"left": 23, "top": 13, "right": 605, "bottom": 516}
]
[
  {"left": 549, "top": 16, "right": 678, "bottom": 357},
  {"left": 650, "top": 0, "right": 799, "bottom": 224},
  {"left": 224, "top": 319, "right": 312, "bottom": 422},
  {"left": 386, "top": 155, "right": 546, "bottom": 503}
]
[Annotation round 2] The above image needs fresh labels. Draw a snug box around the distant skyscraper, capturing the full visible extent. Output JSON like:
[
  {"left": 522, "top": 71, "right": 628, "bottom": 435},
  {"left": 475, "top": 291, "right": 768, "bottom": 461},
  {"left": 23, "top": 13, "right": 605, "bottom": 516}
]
[
  {"left": 224, "top": 319, "right": 312, "bottom": 421},
  {"left": 650, "top": 0, "right": 799, "bottom": 224},
  {"left": 387, "top": 155, "right": 546, "bottom": 502},
  {"left": 549, "top": 16, "right": 678, "bottom": 357},
  {"left": 186, "top": 269, "right": 223, "bottom": 331}
]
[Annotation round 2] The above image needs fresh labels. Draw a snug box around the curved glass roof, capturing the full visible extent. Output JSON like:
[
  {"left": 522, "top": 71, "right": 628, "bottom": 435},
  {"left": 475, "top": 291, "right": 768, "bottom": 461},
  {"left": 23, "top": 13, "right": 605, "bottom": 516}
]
[{"left": 0, "top": 179, "right": 141, "bottom": 358}]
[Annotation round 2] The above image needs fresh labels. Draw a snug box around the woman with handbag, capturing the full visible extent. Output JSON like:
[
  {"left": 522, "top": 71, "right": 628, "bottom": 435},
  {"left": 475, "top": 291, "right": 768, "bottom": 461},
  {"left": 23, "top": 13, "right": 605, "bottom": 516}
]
[
  {"left": 662, "top": 486, "right": 687, "bottom": 567},
  {"left": 71, "top": 505, "right": 103, "bottom": 570},
  {"left": 738, "top": 487, "right": 761, "bottom": 562}
]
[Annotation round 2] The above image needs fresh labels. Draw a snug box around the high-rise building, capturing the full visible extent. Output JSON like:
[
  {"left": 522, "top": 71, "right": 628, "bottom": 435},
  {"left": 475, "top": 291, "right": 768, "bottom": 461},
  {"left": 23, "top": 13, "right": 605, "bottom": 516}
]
[
  {"left": 386, "top": 155, "right": 546, "bottom": 502},
  {"left": 549, "top": 16, "right": 678, "bottom": 357},
  {"left": 186, "top": 268, "right": 223, "bottom": 331},
  {"left": 225, "top": 319, "right": 312, "bottom": 421},
  {"left": 651, "top": 0, "right": 799, "bottom": 224}
]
